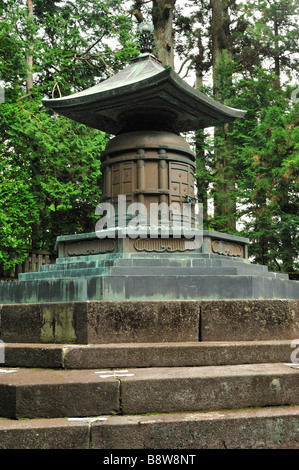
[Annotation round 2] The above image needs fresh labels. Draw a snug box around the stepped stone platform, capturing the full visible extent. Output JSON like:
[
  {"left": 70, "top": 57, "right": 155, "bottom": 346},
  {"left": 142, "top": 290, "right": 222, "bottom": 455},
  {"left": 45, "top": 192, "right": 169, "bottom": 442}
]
[
  {"left": 0, "top": 233, "right": 298, "bottom": 449},
  {"left": 0, "top": 299, "right": 298, "bottom": 449},
  {"left": 0, "top": 236, "right": 298, "bottom": 303}
]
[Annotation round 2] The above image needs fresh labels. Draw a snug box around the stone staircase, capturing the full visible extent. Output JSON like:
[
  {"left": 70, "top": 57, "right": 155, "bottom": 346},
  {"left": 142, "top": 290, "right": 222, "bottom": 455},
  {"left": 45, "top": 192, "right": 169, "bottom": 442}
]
[{"left": 0, "top": 300, "right": 298, "bottom": 449}]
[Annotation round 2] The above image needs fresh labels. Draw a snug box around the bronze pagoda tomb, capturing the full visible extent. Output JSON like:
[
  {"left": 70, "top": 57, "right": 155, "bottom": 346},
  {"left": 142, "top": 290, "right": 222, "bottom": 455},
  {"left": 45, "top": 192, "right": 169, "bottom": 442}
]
[{"left": 0, "top": 24, "right": 298, "bottom": 303}]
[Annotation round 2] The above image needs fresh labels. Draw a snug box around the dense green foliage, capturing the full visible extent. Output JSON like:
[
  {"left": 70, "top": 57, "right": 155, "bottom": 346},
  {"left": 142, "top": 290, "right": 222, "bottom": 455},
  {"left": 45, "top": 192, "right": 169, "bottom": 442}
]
[
  {"left": 0, "top": 0, "right": 138, "bottom": 269},
  {"left": 226, "top": 70, "right": 298, "bottom": 273},
  {"left": 175, "top": 0, "right": 298, "bottom": 273}
]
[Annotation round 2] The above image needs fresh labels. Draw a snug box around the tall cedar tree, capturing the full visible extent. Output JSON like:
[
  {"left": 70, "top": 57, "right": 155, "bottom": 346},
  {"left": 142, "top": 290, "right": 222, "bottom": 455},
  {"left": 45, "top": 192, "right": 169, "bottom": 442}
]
[
  {"left": 223, "top": 0, "right": 299, "bottom": 273},
  {"left": 210, "top": 0, "right": 237, "bottom": 232},
  {"left": 172, "top": 0, "right": 298, "bottom": 272},
  {"left": 175, "top": 0, "right": 212, "bottom": 228}
]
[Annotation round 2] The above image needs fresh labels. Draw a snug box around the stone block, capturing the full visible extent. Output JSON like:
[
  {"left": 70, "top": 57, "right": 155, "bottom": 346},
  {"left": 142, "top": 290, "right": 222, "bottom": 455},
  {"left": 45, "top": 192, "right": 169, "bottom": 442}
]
[
  {"left": 85, "top": 301, "right": 200, "bottom": 343},
  {"left": 0, "top": 418, "right": 90, "bottom": 449},
  {"left": 4, "top": 344, "right": 64, "bottom": 368},
  {"left": 2, "top": 340, "right": 293, "bottom": 369},
  {"left": 0, "top": 301, "right": 200, "bottom": 344},
  {"left": 0, "top": 302, "right": 88, "bottom": 344},
  {"left": 201, "top": 299, "right": 299, "bottom": 341},
  {"left": 120, "top": 363, "right": 299, "bottom": 415},
  {"left": 0, "top": 368, "right": 119, "bottom": 419}
]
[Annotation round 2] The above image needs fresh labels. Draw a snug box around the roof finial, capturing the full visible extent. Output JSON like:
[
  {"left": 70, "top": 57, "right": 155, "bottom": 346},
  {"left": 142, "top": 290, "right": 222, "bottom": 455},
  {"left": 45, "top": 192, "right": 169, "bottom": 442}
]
[{"left": 138, "top": 20, "right": 155, "bottom": 54}]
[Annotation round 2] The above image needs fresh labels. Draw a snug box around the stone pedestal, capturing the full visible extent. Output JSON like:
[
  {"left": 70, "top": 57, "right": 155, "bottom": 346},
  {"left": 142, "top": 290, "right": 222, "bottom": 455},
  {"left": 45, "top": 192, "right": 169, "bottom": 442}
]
[{"left": 0, "top": 235, "right": 298, "bottom": 303}]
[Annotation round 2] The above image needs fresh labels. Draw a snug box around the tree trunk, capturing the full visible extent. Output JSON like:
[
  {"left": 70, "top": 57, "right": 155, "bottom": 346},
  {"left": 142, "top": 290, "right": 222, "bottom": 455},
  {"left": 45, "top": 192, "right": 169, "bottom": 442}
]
[
  {"left": 279, "top": 182, "right": 294, "bottom": 273},
  {"left": 273, "top": 11, "right": 281, "bottom": 87},
  {"left": 211, "top": 0, "right": 236, "bottom": 232},
  {"left": 194, "top": 45, "right": 209, "bottom": 227},
  {"left": 195, "top": 131, "right": 209, "bottom": 227},
  {"left": 26, "top": 0, "right": 34, "bottom": 93},
  {"left": 211, "top": 0, "right": 231, "bottom": 99},
  {"left": 152, "top": 0, "right": 176, "bottom": 67}
]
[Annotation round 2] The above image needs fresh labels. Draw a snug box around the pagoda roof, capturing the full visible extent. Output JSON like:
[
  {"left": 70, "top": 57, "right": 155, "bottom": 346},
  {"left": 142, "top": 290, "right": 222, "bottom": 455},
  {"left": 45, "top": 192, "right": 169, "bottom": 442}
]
[{"left": 42, "top": 53, "right": 246, "bottom": 135}]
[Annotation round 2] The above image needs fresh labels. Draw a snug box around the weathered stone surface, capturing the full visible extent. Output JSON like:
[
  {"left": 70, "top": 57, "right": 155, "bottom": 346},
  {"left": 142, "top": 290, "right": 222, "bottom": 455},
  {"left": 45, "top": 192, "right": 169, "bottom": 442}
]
[
  {"left": 0, "top": 302, "right": 88, "bottom": 344},
  {"left": 1, "top": 407, "right": 299, "bottom": 449},
  {"left": 120, "top": 363, "right": 299, "bottom": 415},
  {"left": 2, "top": 340, "right": 293, "bottom": 369},
  {"left": 63, "top": 340, "right": 292, "bottom": 369},
  {"left": 85, "top": 301, "right": 200, "bottom": 343},
  {"left": 4, "top": 344, "right": 64, "bottom": 368},
  {"left": 0, "top": 368, "right": 119, "bottom": 419},
  {"left": 91, "top": 407, "right": 299, "bottom": 449},
  {"left": 1, "top": 363, "right": 298, "bottom": 420},
  {"left": 1, "top": 300, "right": 299, "bottom": 344},
  {"left": 0, "top": 301, "right": 200, "bottom": 344},
  {"left": 0, "top": 418, "right": 90, "bottom": 449},
  {"left": 0, "top": 278, "right": 93, "bottom": 304},
  {"left": 201, "top": 299, "right": 299, "bottom": 341}
]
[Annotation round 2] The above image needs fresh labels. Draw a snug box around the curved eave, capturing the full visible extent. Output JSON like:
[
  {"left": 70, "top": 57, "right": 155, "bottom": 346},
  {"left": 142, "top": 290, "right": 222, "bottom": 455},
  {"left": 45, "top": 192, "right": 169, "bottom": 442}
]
[
  {"left": 169, "top": 68, "right": 246, "bottom": 121},
  {"left": 42, "top": 66, "right": 246, "bottom": 134}
]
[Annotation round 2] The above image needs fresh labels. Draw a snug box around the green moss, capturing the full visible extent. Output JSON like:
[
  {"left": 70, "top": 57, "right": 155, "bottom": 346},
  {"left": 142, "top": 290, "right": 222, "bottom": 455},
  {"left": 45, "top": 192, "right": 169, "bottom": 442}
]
[{"left": 40, "top": 305, "right": 76, "bottom": 343}]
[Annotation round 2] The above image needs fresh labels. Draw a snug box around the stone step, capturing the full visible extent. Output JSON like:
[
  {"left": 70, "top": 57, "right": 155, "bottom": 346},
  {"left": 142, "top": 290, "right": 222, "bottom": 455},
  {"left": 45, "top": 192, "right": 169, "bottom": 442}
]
[
  {"left": 56, "top": 253, "right": 122, "bottom": 264},
  {"left": 117, "top": 363, "right": 299, "bottom": 415},
  {"left": 34, "top": 257, "right": 256, "bottom": 279},
  {"left": 109, "top": 266, "right": 239, "bottom": 276},
  {"left": 54, "top": 253, "right": 245, "bottom": 265},
  {"left": 19, "top": 266, "right": 110, "bottom": 281},
  {"left": 128, "top": 253, "right": 245, "bottom": 259},
  {"left": 114, "top": 257, "right": 253, "bottom": 267},
  {"left": 40, "top": 259, "right": 115, "bottom": 272},
  {"left": 0, "top": 363, "right": 298, "bottom": 419},
  {"left": 28, "top": 255, "right": 289, "bottom": 284},
  {"left": 112, "top": 258, "right": 288, "bottom": 278},
  {"left": 18, "top": 265, "right": 288, "bottom": 283},
  {"left": 0, "top": 367, "right": 119, "bottom": 419},
  {"left": 0, "top": 406, "right": 298, "bottom": 449},
  {"left": 0, "top": 269, "right": 297, "bottom": 303},
  {"left": 114, "top": 258, "right": 280, "bottom": 275},
  {"left": 2, "top": 340, "right": 294, "bottom": 369},
  {"left": 110, "top": 265, "right": 287, "bottom": 279},
  {"left": 90, "top": 406, "right": 299, "bottom": 449}
]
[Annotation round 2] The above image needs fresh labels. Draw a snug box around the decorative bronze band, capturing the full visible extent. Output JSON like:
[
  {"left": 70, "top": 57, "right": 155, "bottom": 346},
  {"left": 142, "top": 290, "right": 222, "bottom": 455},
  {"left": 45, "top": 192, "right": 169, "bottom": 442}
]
[
  {"left": 134, "top": 189, "right": 170, "bottom": 195},
  {"left": 66, "top": 239, "right": 116, "bottom": 256},
  {"left": 212, "top": 240, "right": 244, "bottom": 258},
  {"left": 101, "top": 153, "right": 196, "bottom": 169},
  {"left": 134, "top": 237, "right": 195, "bottom": 253}
]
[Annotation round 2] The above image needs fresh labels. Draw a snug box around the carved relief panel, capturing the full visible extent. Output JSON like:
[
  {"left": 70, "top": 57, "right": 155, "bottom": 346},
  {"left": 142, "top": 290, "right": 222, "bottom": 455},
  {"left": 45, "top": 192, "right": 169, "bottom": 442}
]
[
  {"left": 111, "top": 161, "right": 135, "bottom": 206},
  {"left": 169, "top": 162, "right": 194, "bottom": 204}
]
